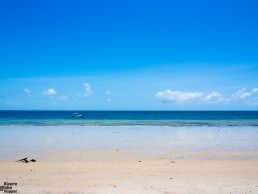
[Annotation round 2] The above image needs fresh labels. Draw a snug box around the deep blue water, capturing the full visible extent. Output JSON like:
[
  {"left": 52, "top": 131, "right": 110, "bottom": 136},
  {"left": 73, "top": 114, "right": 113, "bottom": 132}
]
[{"left": 0, "top": 111, "right": 258, "bottom": 126}]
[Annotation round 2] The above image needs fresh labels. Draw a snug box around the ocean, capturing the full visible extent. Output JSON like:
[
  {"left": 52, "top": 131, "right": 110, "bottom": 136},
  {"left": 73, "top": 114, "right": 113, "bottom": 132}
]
[{"left": 0, "top": 111, "right": 258, "bottom": 126}]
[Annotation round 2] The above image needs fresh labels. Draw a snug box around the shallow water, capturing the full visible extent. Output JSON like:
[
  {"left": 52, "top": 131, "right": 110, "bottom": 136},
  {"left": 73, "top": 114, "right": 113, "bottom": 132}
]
[{"left": 1, "top": 126, "right": 258, "bottom": 160}]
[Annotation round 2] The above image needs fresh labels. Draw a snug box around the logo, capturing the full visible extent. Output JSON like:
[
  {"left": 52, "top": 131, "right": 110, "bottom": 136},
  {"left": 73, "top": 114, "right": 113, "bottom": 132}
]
[{"left": 0, "top": 182, "right": 17, "bottom": 193}]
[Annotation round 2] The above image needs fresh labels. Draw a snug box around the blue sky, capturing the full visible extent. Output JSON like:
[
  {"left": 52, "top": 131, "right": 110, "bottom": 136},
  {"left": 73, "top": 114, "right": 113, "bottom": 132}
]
[{"left": 0, "top": 0, "right": 258, "bottom": 110}]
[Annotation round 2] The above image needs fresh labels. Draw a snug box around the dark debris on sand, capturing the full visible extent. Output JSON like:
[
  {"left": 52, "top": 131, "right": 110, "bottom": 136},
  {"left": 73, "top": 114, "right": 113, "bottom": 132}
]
[{"left": 16, "top": 157, "right": 37, "bottom": 163}]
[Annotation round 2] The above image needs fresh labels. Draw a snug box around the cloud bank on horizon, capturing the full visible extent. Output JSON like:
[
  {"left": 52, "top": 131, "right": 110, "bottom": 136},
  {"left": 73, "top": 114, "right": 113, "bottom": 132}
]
[
  {"left": 23, "top": 85, "right": 258, "bottom": 105},
  {"left": 10, "top": 84, "right": 258, "bottom": 109},
  {"left": 20, "top": 85, "right": 258, "bottom": 105},
  {"left": 156, "top": 88, "right": 258, "bottom": 104},
  {"left": 0, "top": 75, "right": 258, "bottom": 110}
]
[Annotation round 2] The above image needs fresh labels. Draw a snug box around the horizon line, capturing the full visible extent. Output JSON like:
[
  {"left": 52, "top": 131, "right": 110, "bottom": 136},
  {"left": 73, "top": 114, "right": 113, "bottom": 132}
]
[{"left": 1, "top": 110, "right": 258, "bottom": 112}]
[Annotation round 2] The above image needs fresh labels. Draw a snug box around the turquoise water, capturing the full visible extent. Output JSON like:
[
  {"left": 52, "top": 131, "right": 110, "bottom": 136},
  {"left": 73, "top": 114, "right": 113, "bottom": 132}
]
[{"left": 0, "top": 111, "right": 258, "bottom": 126}]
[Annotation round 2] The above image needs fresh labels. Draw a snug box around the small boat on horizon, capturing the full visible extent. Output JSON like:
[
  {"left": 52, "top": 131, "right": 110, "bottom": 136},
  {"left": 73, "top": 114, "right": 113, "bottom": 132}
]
[{"left": 72, "top": 113, "right": 83, "bottom": 118}]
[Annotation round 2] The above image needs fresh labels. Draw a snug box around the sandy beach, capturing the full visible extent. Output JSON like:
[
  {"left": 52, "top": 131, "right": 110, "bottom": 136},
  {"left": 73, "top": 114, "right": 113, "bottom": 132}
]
[{"left": 1, "top": 126, "right": 258, "bottom": 193}]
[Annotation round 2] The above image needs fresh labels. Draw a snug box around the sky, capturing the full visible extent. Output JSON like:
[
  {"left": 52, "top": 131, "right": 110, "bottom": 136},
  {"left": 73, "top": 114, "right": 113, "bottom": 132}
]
[{"left": 0, "top": 0, "right": 258, "bottom": 110}]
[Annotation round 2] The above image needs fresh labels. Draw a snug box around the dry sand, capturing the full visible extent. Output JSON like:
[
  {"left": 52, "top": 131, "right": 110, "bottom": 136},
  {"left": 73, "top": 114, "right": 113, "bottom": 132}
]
[{"left": 1, "top": 150, "right": 258, "bottom": 194}]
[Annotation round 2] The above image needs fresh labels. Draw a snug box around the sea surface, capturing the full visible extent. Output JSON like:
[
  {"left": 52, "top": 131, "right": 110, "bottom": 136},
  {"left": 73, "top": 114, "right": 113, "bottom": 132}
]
[{"left": 0, "top": 111, "right": 258, "bottom": 126}]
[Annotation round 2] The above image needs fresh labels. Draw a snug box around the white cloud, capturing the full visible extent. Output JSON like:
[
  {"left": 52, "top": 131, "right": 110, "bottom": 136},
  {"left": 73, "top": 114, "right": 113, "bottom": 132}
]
[
  {"left": 43, "top": 88, "right": 57, "bottom": 96},
  {"left": 58, "top": 95, "right": 68, "bottom": 100},
  {"left": 156, "top": 88, "right": 258, "bottom": 105},
  {"left": 231, "top": 88, "right": 258, "bottom": 100},
  {"left": 252, "top": 88, "right": 258, "bottom": 93},
  {"left": 83, "top": 83, "right": 92, "bottom": 96},
  {"left": 105, "top": 91, "right": 113, "bottom": 102},
  {"left": 156, "top": 90, "right": 203, "bottom": 102},
  {"left": 204, "top": 91, "right": 225, "bottom": 103},
  {"left": 23, "top": 89, "right": 32, "bottom": 97},
  {"left": 106, "top": 91, "right": 113, "bottom": 96},
  {"left": 205, "top": 91, "right": 221, "bottom": 101}
]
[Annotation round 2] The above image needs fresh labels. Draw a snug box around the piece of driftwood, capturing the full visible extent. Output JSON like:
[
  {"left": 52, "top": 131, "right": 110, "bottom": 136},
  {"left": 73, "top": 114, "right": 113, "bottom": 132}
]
[{"left": 16, "top": 157, "right": 36, "bottom": 163}]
